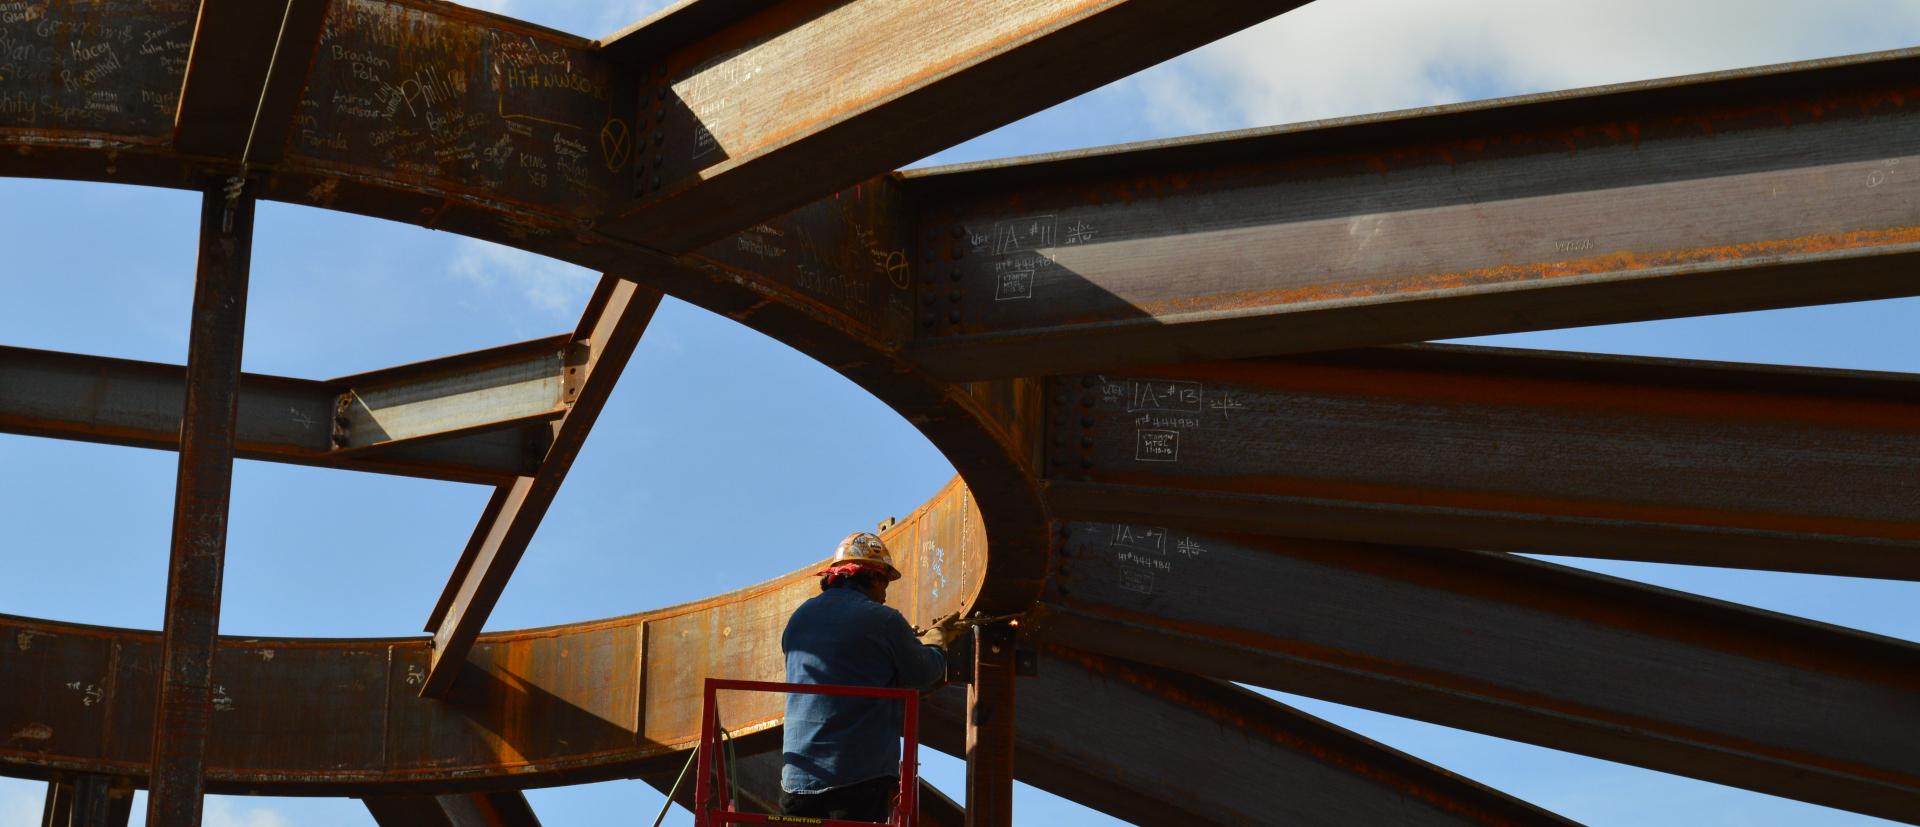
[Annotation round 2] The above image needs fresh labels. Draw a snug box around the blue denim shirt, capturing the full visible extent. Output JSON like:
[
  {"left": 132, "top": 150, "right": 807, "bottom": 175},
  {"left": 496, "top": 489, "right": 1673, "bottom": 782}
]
[{"left": 781, "top": 587, "right": 947, "bottom": 793}]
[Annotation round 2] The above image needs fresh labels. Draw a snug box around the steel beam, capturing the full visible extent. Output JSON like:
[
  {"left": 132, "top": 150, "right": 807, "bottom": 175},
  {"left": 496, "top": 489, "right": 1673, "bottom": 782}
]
[
  {"left": 594, "top": 0, "right": 1312, "bottom": 254},
  {"left": 363, "top": 791, "right": 542, "bottom": 827},
  {"left": 327, "top": 336, "right": 574, "bottom": 456},
  {"left": 147, "top": 180, "right": 254, "bottom": 827},
  {"left": 1033, "top": 522, "right": 1920, "bottom": 824},
  {"left": 0, "top": 478, "right": 982, "bottom": 793},
  {"left": 421, "top": 277, "right": 664, "bottom": 697},
  {"left": 173, "top": 0, "right": 330, "bottom": 161},
  {"left": 919, "top": 646, "right": 1583, "bottom": 827},
  {"left": 0, "top": 342, "right": 560, "bottom": 485},
  {"left": 898, "top": 47, "right": 1920, "bottom": 380},
  {"left": 1042, "top": 343, "right": 1920, "bottom": 579}
]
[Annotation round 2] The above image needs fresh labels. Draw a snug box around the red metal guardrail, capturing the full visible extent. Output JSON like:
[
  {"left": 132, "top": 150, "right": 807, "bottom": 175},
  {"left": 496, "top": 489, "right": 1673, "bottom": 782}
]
[{"left": 696, "top": 679, "right": 921, "bottom": 827}]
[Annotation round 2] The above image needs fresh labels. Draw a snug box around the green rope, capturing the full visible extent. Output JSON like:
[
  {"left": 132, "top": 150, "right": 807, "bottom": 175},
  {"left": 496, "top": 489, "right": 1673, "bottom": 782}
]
[{"left": 647, "top": 746, "right": 698, "bottom": 827}]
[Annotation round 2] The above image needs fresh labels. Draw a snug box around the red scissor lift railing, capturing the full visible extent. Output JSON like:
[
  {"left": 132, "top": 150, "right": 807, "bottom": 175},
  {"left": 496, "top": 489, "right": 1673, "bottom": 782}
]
[{"left": 695, "top": 679, "right": 920, "bottom": 827}]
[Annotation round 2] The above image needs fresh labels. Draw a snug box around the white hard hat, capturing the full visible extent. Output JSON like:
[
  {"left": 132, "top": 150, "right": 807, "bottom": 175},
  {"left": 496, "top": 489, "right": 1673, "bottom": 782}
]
[{"left": 828, "top": 532, "right": 902, "bottom": 581}]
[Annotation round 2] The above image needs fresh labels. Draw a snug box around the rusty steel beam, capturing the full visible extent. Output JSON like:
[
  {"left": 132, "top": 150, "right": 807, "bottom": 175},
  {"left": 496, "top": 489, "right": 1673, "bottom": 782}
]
[
  {"left": 147, "top": 181, "right": 255, "bottom": 827},
  {"left": 1032, "top": 522, "right": 1920, "bottom": 824},
  {"left": 421, "top": 277, "right": 665, "bottom": 697},
  {"left": 1042, "top": 343, "right": 1920, "bottom": 580},
  {"left": 593, "top": 0, "right": 1312, "bottom": 254},
  {"left": 917, "top": 646, "right": 1583, "bottom": 827},
  {"left": 898, "top": 47, "right": 1920, "bottom": 380},
  {"left": 173, "top": 0, "right": 330, "bottom": 161},
  {"left": 327, "top": 335, "right": 574, "bottom": 456},
  {"left": 0, "top": 342, "right": 561, "bottom": 485},
  {"left": 0, "top": 479, "right": 983, "bottom": 793},
  {"left": 965, "top": 624, "right": 1016, "bottom": 827},
  {"left": 363, "top": 791, "right": 542, "bottom": 827}
]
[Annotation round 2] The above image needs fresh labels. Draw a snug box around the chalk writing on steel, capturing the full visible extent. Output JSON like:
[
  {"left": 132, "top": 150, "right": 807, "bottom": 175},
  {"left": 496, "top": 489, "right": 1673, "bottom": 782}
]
[
  {"left": 291, "top": 0, "right": 632, "bottom": 213},
  {"left": 1135, "top": 429, "right": 1179, "bottom": 462},
  {"left": 0, "top": 0, "right": 197, "bottom": 137},
  {"left": 1128, "top": 380, "right": 1202, "bottom": 413}
]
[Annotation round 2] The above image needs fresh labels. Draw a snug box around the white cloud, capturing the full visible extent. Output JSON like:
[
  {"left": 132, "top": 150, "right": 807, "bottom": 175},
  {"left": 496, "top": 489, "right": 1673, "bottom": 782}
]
[
  {"left": 0, "top": 781, "right": 41, "bottom": 827},
  {"left": 196, "top": 798, "right": 294, "bottom": 827},
  {"left": 1143, "top": 0, "right": 1920, "bottom": 134},
  {"left": 447, "top": 237, "right": 599, "bottom": 320}
]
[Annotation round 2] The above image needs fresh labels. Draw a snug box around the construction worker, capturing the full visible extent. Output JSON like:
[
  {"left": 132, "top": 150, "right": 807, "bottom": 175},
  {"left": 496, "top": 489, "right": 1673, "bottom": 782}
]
[{"left": 780, "top": 532, "right": 961, "bottom": 823}]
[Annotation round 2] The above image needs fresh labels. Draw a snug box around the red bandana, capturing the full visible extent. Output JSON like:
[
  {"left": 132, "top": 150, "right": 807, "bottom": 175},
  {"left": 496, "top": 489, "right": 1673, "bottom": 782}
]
[{"left": 816, "top": 561, "right": 883, "bottom": 579}]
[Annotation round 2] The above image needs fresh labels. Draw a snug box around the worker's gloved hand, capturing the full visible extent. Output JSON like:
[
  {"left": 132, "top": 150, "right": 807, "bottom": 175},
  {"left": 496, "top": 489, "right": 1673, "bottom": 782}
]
[{"left": 917, "top": 612, "right": 962, "bottom": 650}]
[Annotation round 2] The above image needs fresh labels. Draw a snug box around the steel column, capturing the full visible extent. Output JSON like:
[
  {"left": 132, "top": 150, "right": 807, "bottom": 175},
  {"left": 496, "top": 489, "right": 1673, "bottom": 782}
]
[
  {"left": 146, "top": 180, "right": 254, "bottom": 827},
  {"left": 39, "top": 782, "right": 68, "bottom": 827},
  {"left": 964, "top": 624, "right": 1016, "bottom": 827}
]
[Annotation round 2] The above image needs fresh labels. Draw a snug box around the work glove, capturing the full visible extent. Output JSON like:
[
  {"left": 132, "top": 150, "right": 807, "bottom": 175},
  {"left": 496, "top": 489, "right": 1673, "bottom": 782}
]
[{"left": 917, "top": 612, "right": 962, "bottom": 650}]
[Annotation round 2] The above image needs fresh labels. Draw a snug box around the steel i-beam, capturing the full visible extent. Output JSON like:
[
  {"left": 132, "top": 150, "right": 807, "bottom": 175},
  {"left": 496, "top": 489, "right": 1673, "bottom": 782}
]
[
  {"left": 892, "top": 48, "right": 1920, "bottom": 379},
  {"left": 1033, "top": 522, "right": 1920, "bottom": 823},
  {"left": 1041, "top": 344, "right": 1920, "bottom": 578},
  {"left": 593, "top": 0, "right": 1315, "bottom": 253},
  {"left": 420, "top": 276, "right": 664, "bottom": 697},
  {"left": 147, "top": 180, "right": 254, "bottom": 827},
  {"left": 921, "top": 646, "right": 1585, "bottom": 827}
]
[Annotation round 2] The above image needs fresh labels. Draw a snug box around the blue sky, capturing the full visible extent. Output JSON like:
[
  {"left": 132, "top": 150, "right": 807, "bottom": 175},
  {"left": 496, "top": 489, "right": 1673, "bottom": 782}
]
[{"left": 5, "top": 1, "right": 1920, "bottom": 825}]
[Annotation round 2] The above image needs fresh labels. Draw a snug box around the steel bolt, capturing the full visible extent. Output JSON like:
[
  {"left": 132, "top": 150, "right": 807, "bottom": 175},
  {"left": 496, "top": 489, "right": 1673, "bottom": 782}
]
[
  {"left": 651, "top": 176, "right": 661, "bottom": 189},
  {"left": 653, "top": 154, "right": 663, "bottom": 168},
  {"left": 656, "top": 87, "right": 667, "bottom": 99},
  {"left": 1081, "top": 436, "right": 1094, "bottom": 448},
  {"left": 1081, "top": 416, "right": 1095, "bottom": 429},
  {"left": 1053, "top": 413, "right": 1067, "bottom": 426},
  {"left": 949, "top": 290, "right": 962, "bottom": 303},
  {"left": 948, "top": 310, "right": 962, "bottom": 324},
  {"left": 950, "top": 243, "right": 965, "bottom": 259},
  {"left": 653, "top": 109, "right": 665, "bottom": 124},
  {"left": 921, "top": 272, "right": 935, "bottom": 285},
  {"left": 654, "top": 132, "right": 664, "bottom": 146},
  {"left": 1051, "top": 434, "right": 1064, "bottom": 446},
  {"left": 951, "top": 225, "right": 964, "bottom": 238},
  {"left": 1080, "top": 393, "right": 1096, "bottom": 407},
  {"left": 922, "top": 293, "right": 935, "bottom": 306},
  {"left": 921, "top": 313, "right": 935, "bottom": 327},
  {"left": 924, "top": 250, "right": 936, "bottom": 263},
  {"left": 1082, "top": 374, "right": 1097, "bottom": 388},
  {"left": 949, "top": 270, "right": 962, "bottom": 282},
  {"left": 1051, "top": 455, "right": 1064, "bottom": 466},
  {"left": 1080, "top": 457, "right": 1094, "bottom": 469}
]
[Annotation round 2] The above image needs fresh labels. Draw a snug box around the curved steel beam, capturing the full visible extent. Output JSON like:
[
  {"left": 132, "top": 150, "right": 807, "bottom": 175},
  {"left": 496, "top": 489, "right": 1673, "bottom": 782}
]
[{"left": 0, "top": 478, "right": 982, "bottom": 794}]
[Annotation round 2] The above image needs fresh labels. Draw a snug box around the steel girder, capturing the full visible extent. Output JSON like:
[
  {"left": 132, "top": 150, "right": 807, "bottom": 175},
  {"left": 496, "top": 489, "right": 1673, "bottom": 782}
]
[
  {"left": 1043, "top": 344, "right": 1920, "bottom": 579},
  {"left": 1, "top": 0, "right": 1918, "bottom": 825}
]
